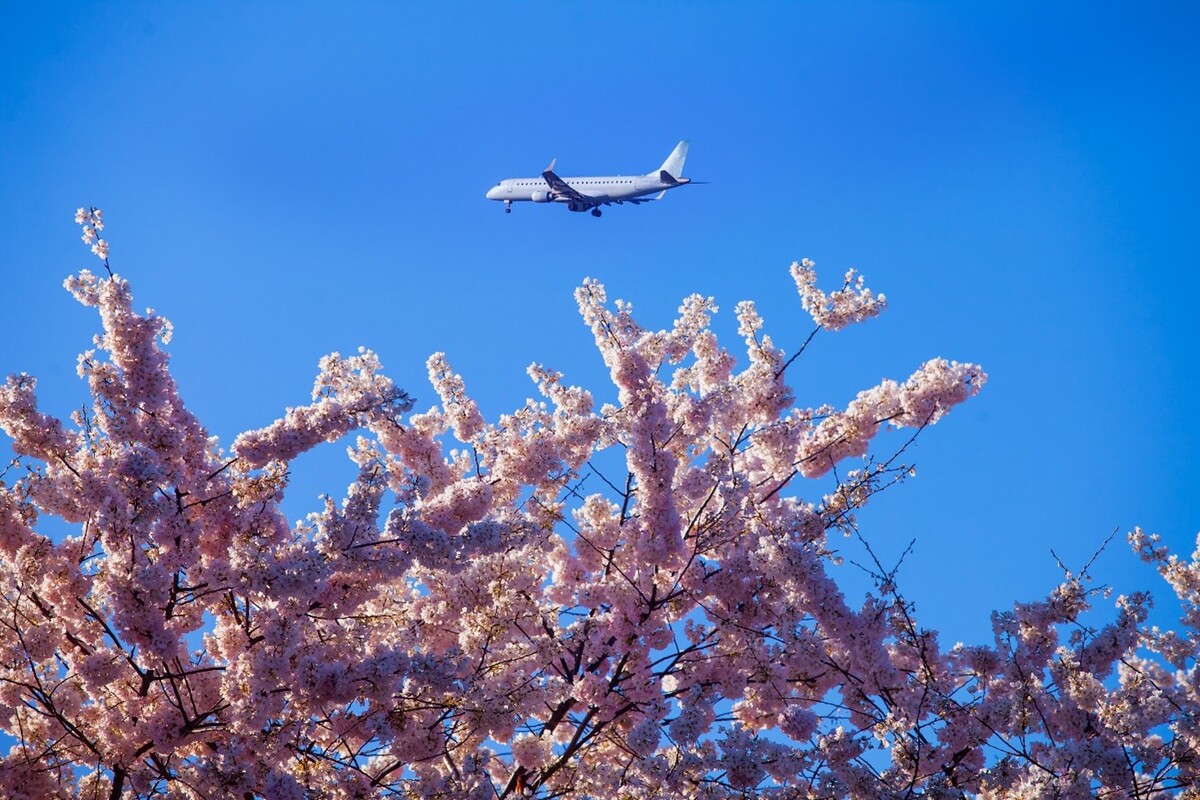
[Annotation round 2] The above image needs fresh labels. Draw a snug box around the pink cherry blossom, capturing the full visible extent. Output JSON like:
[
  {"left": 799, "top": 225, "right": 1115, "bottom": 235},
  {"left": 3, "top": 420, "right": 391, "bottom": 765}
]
[
  {"left": 791, "top": 257, "right": 886, "bottom": 330},
  {"left": 0, "top": 209, "right": 1194, "bottom": 798}
]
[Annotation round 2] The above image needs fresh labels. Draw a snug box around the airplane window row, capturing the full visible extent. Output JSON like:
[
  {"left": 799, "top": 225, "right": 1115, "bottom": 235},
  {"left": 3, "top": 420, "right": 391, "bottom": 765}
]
[{"left": 514, "top": 180, "right": 635, "bottom": 185}]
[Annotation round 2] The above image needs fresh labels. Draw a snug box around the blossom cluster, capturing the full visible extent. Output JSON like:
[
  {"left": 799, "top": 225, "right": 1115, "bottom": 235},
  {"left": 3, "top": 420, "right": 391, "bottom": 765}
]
[
  {"left": 0, "top": 209, "right": 1193, "bottom": 799},
  {"left": 76, "top": 206, "right": 108, "bottom": 261},
  {"left": 791, "top": 258, "right": 886, "bottom": 330}
]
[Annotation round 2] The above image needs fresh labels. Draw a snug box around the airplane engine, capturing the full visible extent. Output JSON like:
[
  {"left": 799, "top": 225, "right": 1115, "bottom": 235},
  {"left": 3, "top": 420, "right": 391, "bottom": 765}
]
[{"left": 531, "top": 190, "right": 552, "bottom": 203}]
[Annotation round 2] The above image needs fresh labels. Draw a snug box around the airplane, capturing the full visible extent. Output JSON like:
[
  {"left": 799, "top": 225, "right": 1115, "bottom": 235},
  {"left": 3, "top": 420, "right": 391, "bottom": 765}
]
[{"left": 485, "top": 141, "right": 700, "bottom": 217}]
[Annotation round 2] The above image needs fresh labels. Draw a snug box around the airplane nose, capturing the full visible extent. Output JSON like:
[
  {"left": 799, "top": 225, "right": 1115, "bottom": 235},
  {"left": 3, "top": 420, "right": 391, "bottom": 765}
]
[{"left": 486, "top": 185, "right": 501, "bottom": 200}]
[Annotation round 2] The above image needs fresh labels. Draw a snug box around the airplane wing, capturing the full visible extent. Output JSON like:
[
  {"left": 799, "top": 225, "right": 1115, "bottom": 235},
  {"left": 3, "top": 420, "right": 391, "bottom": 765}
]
[
  {"left": 619, "top": 190, "right": 668, "bottom": 205},
  {"left": 542, "top": 161, "right": 594, "bottom": 204}
]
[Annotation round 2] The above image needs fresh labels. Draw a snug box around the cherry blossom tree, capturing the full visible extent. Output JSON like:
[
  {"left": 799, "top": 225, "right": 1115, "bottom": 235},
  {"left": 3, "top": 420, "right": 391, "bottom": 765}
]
[{"left": 0, "top": 209, "right": 1195, "bottom": 798}]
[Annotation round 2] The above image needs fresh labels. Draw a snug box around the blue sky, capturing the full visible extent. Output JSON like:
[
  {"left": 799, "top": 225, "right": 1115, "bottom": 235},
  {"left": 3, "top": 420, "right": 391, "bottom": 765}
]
[{"left": 2, "top": 2, "right": 1198, "bottom": 645}]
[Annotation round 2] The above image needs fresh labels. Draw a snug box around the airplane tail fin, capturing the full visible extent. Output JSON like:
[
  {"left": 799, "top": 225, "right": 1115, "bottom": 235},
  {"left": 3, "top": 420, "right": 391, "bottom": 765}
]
[{"left": 650, "top": 140, "right": 689, "bottom": 178}]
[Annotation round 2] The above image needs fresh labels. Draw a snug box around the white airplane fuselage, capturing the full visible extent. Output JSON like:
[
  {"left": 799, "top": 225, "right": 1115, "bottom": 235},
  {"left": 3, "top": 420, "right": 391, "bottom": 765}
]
[
  {"left": 486, "top": 174, "right": 683, "bottom": 208},
  {"left": 486, "top": 141, "right": 694, "bottom": 216}
]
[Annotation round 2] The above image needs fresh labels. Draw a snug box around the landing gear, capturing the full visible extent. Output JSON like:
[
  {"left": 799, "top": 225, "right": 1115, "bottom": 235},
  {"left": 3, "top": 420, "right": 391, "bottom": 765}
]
[
  {"left": 591, "top": 208, "right": 602, "bottom": 218},
  {"left": 504, "top": 200, "right": 512, "bottom": 214}
]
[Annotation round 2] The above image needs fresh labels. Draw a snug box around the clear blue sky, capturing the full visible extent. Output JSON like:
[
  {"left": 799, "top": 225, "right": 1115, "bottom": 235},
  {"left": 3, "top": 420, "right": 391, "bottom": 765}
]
[{"left": 2, "top": 2, "right": 1197, "bottom": 645}]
